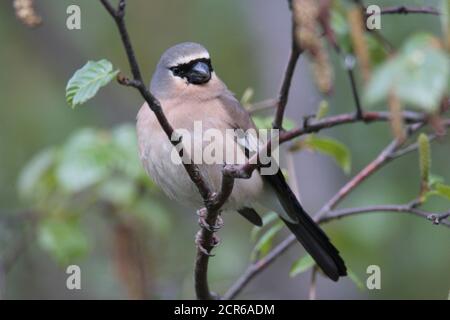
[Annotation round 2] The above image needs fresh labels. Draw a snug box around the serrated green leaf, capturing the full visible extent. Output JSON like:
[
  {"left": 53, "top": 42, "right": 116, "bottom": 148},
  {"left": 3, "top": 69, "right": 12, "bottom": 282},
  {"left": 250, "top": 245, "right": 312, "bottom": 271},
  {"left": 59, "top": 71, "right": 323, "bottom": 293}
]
[
  {"left": 38, "top": 216, "right": 89, "bottom": 265},
  {"left": 251, "top": 222, "right": 283, "bottom": 260},
  {"left": 251, "top": 211, "right": 278, "bottom": 240},
  {"left": 66, "top": 60, "right": 119, "bottom": 108},
  {"left": 304, "top": 135, "right": 352, "bottom": 174},
  {"left": 365, "top": 33, "right": 449, "bottom": 112},
  {"left": 289, "top": 254, "right": 315, "bottom": 277}
]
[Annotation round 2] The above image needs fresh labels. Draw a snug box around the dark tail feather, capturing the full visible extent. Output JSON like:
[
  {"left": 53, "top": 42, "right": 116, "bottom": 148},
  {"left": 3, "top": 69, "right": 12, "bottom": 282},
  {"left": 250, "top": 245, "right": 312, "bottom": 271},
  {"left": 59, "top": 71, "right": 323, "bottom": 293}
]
[
  {"left": 281, "top": 217, "right": 346, "bottom": 281},
  {"left": 264, "top": 171, "right": 347, "bottom": 281},
  {"left": 238, "top": 207, "right": 263, "bottom": 226}
]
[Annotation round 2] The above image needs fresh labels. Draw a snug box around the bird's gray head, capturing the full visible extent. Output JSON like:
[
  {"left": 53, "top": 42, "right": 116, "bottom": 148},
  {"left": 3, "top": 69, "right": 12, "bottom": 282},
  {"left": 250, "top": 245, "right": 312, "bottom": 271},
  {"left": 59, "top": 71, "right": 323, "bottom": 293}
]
[{"left": 151, "top": 42, "right": 223, "bottom": 100}]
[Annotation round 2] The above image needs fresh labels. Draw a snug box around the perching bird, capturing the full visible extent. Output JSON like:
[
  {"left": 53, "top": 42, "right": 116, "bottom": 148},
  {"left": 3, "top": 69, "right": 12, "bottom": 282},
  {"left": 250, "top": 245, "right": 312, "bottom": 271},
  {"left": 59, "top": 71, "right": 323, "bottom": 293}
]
[{"left": 136, "top": 42, "right": 347, "bottom": 281}]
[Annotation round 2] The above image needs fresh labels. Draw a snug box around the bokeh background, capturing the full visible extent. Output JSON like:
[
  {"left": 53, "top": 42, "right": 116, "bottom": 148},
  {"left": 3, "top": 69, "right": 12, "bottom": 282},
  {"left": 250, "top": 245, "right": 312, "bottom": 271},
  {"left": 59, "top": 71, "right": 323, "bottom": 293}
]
[{"left": 0, "top": 0, "right": 449, "bottom": 299}]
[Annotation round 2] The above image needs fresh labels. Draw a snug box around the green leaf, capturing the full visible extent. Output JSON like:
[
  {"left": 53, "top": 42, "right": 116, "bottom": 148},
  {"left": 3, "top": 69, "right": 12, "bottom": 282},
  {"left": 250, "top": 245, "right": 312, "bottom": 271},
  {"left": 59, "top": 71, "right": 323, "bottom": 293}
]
[
  {"left": 303, "top": 135, "right": 352, "bottom": 174},
  {"left": 251, "top": 211, "right": 278, "bottom": 240},
  {"left": 348, "top": 269, "right": 364, "bottom": 290},
  {"left": 66, "top": 60, "right": 119, "bottom": 108},
  {"left": 290, "top": 254, "right": 315, "bottom": 277},
  {"left": 17, "top": 148, "right": 57, "bottom": 200},
  {"left": 365, "top": 33, "right": 449, "bottom": 112},
  {"left": 38, "top": 216, "right": 89, "bottom": 265},
  {"left": 251, "top": 222, "right": 283, "bottom": 260}
]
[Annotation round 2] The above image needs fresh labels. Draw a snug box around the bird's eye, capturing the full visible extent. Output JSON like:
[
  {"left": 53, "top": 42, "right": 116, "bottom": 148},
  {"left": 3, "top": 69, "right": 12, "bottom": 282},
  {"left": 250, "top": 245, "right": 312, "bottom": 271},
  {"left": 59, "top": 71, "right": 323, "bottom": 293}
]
[{"left": 170, "top": 66, "right": 181, "bottom": 76}]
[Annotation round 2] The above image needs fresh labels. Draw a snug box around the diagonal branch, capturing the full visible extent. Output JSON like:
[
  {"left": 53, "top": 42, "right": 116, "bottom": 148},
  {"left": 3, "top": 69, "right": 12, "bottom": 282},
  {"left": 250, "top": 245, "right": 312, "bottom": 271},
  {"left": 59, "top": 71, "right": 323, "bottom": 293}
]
[{"left": 273, "top": 45, "right": 302, "bottom": 129}]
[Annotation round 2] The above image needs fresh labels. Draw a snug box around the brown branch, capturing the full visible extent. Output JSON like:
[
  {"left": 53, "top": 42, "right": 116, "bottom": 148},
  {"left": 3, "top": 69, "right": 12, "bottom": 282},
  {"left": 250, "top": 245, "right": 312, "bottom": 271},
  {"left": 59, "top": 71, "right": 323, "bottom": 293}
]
[
  {"left": 273, "top": 45, "right": 301, "bottom": 129},
  {"left": 378, "top": 6, "right": 440, "bottom": 16},
  {"left": 344, "top": 55, "right": 364, "bottom": 120},
  {"left": 321, "top": 205, "right": 450, "bottom": 228}
]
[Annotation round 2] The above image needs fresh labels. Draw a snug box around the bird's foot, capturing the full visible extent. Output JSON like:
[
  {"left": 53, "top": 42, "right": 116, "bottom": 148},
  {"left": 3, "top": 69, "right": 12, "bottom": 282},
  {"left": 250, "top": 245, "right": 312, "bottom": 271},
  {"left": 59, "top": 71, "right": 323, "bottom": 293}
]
[
  {"left": 195, "top": 230, "right": 221, "bottom": 257},
  {"left": 197, "top": 208, "right": 224, "bottom": 232}
]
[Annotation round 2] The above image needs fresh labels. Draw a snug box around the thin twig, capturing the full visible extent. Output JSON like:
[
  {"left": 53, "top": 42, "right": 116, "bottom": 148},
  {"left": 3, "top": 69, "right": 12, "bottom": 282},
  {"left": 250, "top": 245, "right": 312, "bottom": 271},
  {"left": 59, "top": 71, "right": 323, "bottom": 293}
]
[
  {"left": 379, "top": 6, "right": 440, "bottom": 16},
  {"left": 344, "top": 55, "right": 364, "bottom": 119},
  {"left": 273, "top": 45, "right": 301, "bottom": 129},
  {"left": 321, "top": 205, "right": 450, "bottom": 227}
]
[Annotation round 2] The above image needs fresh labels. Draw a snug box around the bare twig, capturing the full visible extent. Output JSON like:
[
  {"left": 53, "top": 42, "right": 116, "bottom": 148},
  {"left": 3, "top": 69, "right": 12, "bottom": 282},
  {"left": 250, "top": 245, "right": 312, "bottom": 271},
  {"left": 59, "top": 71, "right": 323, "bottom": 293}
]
[
  {"left": 427, "top": 212, "right": 450, "bottom": 225},
  {"left": 344, "top": 55, "right": 364, "bottom": 119},
  {"left": 273, "top": 45, "right": 301, "bottom": 129},
  {"left": 321, "top": 205, "right": 450, "bottom": 228},
  {"left": 378, "top": 6, "right": 440, "bottom": 16}
]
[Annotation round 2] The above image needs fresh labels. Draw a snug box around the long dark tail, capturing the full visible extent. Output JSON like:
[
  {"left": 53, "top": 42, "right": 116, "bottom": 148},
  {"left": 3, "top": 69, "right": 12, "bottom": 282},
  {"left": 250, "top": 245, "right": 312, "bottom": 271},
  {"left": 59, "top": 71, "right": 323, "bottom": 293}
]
[{"left": 264, "top": 170, "right": 347, "bottom": 281}]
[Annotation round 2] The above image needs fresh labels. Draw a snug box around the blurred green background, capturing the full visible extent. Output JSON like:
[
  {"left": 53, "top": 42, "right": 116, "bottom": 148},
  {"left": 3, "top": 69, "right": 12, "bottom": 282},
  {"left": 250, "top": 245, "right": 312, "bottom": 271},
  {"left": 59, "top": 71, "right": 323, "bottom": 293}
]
[{"left": 0, "top": 0, "right": 449, "bottom": 299}]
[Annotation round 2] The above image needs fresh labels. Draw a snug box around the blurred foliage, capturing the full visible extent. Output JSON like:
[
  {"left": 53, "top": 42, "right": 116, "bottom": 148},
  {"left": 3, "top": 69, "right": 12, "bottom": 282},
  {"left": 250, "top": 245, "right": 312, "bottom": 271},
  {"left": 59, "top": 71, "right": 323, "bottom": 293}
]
[
  {"left": 365, "top": 34, "right": 449, "bottom": 111},
  {"left": 18, "top": 124, "right": 172, "bottom": 264}
]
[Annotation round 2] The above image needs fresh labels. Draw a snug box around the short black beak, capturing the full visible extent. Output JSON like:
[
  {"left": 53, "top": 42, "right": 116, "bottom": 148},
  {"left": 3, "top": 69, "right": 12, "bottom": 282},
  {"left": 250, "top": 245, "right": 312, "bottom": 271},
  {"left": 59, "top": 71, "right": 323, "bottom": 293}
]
[{"left": 187, "top": 61, "right": 211, "bottom": 84}]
